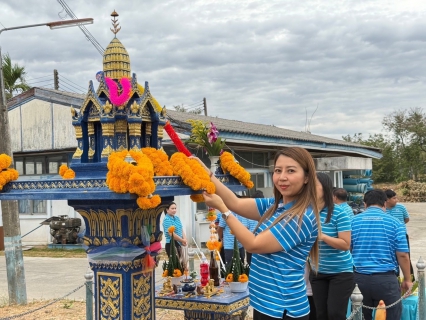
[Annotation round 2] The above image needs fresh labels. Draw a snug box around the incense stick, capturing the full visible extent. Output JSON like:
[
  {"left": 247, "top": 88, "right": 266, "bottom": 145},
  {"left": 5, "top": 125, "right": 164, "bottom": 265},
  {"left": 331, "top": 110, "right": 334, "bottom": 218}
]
[
  {"left": 191, "top": 237, "right": 203, "bottom": 260},
  {"left": 215, "top": 249, "right": 226, "bottom": 271}
]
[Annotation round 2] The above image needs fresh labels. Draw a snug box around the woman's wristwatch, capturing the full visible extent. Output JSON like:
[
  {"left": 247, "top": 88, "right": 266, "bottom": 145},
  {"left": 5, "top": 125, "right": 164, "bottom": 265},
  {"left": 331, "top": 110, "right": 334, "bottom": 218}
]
[{"left": 222, "top": 210, "right": 232, "bottom": 221}]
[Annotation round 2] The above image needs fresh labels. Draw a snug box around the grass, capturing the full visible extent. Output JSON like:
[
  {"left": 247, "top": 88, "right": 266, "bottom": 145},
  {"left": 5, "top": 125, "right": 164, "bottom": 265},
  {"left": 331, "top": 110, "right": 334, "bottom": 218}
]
[{"left": 0, "top": 246, "right": 87, "bottom": 258}]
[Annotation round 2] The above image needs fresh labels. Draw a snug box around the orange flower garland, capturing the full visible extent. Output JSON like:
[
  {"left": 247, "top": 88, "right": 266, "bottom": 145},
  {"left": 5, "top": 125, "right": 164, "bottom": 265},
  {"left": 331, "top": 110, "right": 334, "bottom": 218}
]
[
  {"left": 0, "top": 154, "right": 19, "bottom": 191},
  {"left": 106, "top": 150, "right": 161, "bottom": 209},
  {"left": 190, "top": 194, "right": 205, "bottom": 203},
  {"left": 142, "top": 147, "right": 174, "bottom": 176},
  {"left": 206, "top": 210, "right": 221, "bottom": 252},
  {"left": 0, "top": 154, "right": 12, "bottom": 170},
  {"left": 220, "top": 151, "right": 254, "bottom": 189},
  {"left": 170, "top": 152, "right": 215, "bottom": 194},
  {"left": 58, "top": 164, "right": 75, "bottom": 180}
]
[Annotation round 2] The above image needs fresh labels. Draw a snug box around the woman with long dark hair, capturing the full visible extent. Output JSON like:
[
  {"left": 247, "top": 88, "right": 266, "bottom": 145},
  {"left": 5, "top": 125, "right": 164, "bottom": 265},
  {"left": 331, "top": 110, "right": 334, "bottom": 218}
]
[
  {"left": 309, "top": 173, "right": 354, "bottom": 320},
  {"left": 195, "top": 147, "right": 320, "bottom": 320},
  {"left": 162, "top": 202, "right": 187, "bottom": 258}
]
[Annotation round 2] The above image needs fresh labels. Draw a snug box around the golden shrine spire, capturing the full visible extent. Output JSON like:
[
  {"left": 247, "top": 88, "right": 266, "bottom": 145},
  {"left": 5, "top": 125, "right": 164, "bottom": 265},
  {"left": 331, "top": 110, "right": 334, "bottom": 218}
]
[{"left": 110, "top": 10, "right": 121, "bottom": 37}]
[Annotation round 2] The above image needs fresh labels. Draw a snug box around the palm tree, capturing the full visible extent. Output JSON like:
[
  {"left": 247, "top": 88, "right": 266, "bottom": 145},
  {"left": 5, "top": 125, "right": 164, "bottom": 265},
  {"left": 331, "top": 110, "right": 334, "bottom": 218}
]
[{"left": 2, "top": 53, "right": 30, "bottom": 100}]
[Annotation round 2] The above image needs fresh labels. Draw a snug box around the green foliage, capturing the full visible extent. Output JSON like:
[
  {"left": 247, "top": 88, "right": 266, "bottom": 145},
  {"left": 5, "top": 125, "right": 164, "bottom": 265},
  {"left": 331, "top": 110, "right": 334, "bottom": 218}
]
[
  {"left": 343, "top": 108, "right": 426, "bottom": 183},
  {"left": 2, "top": 53, "right": 30, "bottom": 100},
  {"left": 166, "top": 238, "right": 183, "bottom": 276},
  {"left": 186, "top": 120, "right": 226, "bottom": 156},
  {"left": 173, "top": 104, "right": 203, "bottom": 114},
  {"left": 225, "top": 237, "right": 248, "bottom": 282}
]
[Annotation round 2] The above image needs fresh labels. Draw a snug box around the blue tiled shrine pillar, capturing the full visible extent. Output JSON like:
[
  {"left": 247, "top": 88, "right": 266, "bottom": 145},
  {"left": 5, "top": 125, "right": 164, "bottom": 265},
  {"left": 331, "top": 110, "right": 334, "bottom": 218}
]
[{"left": 69, "top": 199, "right": 170, "bottom": 320}]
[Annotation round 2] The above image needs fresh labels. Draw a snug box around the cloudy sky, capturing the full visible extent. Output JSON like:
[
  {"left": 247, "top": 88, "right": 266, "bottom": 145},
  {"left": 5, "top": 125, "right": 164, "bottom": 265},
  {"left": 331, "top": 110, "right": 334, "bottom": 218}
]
[{"left": 2, "top": 0, "right": 426, "bottom": 140}]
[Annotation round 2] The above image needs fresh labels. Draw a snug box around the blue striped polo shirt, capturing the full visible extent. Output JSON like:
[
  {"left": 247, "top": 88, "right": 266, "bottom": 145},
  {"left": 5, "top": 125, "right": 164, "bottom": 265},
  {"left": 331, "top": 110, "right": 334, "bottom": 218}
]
[
  {"left": 311, "top": 206, "right": 353, "bottom": 274},
  {"left": 162, "top": 214, "right": 184, "bottom": 244},
  {"left": 351, "top": 206, "right": 408, "bottom": 274},
  {"left": 386, "top": 203, "right": 409, "bottom": 233},
  {"left": 336, "top": 202, "right": 355, "bottom": 221},
  {"left": 218, "top": 211, "right": 248, "bottom": 249},
  {"left": 250, "top": 198, "right": 318, "bottom": 318}
]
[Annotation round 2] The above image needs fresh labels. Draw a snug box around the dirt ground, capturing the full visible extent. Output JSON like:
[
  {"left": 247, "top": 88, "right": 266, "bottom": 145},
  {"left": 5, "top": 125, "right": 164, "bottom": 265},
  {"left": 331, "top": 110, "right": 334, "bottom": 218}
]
[{"left": 0, "top": 300, "right": 192, "bottom": 319}]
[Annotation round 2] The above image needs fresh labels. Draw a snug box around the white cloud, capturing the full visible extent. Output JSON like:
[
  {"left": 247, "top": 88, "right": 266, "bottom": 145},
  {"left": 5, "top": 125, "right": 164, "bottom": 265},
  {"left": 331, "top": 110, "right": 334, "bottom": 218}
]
[{"left": 2, "top": 0, "right": 426, "bottom": 141}]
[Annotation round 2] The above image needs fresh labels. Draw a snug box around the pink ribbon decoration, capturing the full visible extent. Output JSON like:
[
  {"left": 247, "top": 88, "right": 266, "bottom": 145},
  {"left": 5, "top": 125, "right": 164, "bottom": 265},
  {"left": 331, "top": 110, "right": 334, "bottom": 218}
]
[{"left": 105, "top": 77, "right": 132, "bottom": 106}]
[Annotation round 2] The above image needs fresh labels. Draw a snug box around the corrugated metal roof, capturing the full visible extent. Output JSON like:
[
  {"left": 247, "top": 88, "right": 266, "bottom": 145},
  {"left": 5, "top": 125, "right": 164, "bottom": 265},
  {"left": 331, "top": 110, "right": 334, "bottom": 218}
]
[
  {"left": 7, "top": 87, "right": 85, "bottom": 109},
  {"left": 166, "top": 109, "right": 380, "bottom": 153}
]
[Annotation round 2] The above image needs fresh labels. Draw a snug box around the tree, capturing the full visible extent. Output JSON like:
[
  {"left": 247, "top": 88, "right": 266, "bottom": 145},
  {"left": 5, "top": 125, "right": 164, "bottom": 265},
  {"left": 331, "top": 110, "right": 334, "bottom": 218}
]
[
  {"left": 343, "top": 108, "right": 426, "bottom": 183},
  {"left": 2, "top": 53, "right": 30, "bottom": 100},
  {"left": 173, "top": 104, "right": 203, "bottom": 114},
  {"left": 343, "top": 133, "right": 398, "bottom": 182},
  {"left": 383, "top": 109, "right": 426, "bottom": 181}
]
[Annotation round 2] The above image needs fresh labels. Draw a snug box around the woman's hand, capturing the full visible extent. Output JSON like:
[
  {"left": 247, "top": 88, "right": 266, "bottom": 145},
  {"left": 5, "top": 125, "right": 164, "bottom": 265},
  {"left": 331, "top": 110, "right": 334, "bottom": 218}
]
[
  {"left": 202, "top": 192, "right": 228, "bottom": 212},
  {"left": 189, "top": 156, "right": 211, "bottom": 174}
]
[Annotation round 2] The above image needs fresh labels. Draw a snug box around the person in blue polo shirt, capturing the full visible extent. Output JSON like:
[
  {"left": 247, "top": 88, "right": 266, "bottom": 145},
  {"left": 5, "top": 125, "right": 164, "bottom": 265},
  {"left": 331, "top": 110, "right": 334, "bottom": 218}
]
[
  {"left": 162, "top": 202, "right": 187, "bottom": 258},
  {"left": 333, "top": 187, "right": 355, "bottom": 220},
  {"left": 217, "top": 209, "right": 248, "bottom": 264},
  {"left": 351, "top": 189, "right": 412, "bottom": 320},
  {"left": 310, "top": 173, "right": 354, "bottom": 320},
  {"left": 196, "top": 147, "right": 320, "bottom": 320},
  {"left": 385, "top": 189, "right": 414, "bottom": 280}
]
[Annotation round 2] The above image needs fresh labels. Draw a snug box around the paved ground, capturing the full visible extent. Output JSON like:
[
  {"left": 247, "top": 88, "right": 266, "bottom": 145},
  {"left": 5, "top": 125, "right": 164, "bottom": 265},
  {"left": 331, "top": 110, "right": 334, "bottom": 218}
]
[{"left": 0, "top": 203, "right": 424, "bottom": 302}]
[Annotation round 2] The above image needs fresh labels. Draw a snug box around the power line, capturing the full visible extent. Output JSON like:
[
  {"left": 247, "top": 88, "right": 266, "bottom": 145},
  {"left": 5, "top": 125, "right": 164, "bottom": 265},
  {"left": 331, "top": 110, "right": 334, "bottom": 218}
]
[
  {"left": 27, "top": 75, "right": 51, "bottom": 81},
  {"left": 185, "top": 104, "right": 204, "bottom": 111},
  {"left": 57, "top": 0, "right": 105, "bottom": 56},
  {"left": 27, "top": 79, "right": 53, "bottom": 85},
  {"left": 58, "top": 77, "right": 84, "bottom": 92},
  {"left": 59, "top": 75, "right": 86, "bottom": 91},
  {"left": 185, "top": 100, "right": 204, "bottom": 107},
  {"left": 59, "top": 82, "right": 80, "bottom": 94}
]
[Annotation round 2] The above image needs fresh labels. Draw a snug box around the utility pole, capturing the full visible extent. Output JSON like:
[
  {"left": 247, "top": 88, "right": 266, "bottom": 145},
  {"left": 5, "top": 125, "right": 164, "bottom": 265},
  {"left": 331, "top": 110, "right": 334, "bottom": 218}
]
[
  {"left": 0, "top": 17, "right": 93, "bottom": 307},
  {"left": 203, "top": 97, "right": 208, "bottom": 116},
  {"left": 0, "top": 47, "right": 27, "bottom": 305},
  {"left": 53, "top": 69, "right": 59, "bottom": 90}
]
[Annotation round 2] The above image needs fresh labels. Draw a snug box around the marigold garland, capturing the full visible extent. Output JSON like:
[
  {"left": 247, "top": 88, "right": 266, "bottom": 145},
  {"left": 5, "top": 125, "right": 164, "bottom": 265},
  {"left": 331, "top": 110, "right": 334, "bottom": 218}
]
[
  {"left": 190, "top": 194, "right": 204, "bottom": 203},
  {"left": 58, "top": 164, "right": 75, "bottom": 180},
  {"left": 106, "top": 150, "right": 160, "bottom": 209},
  {"left": 142, "top": 147, "right": 174, "bottom": 176},
  {"left": 0, "top": 154, "right": 12, "bottom": 170},
  {"left": 220, "top": 151, "right": 254, "bottom": 189},
  {"left": 206, "top": 215, "right": 221, "bottom": 252},
  {"left": 59, "top": 164, "right": 68, "bottom": 177},
  {"left": 170, "top": 152, "right": 216, "bottom": 195},
  {"left": 0, "top": 154, "right": 19, "bottom": 191}
]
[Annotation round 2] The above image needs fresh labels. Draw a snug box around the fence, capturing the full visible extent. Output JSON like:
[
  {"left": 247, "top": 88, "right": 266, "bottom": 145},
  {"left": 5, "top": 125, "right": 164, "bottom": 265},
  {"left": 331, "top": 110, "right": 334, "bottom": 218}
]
[{"left": 347, "top": 256, "right": 425, "bottom": 320}]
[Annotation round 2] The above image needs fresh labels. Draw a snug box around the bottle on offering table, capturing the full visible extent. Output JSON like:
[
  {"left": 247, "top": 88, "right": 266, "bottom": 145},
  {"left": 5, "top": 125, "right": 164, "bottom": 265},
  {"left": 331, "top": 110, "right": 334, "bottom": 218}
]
[
  {"left": 209, "top": 250, "right": 220, "bottom": 286},
  {"left": 200, "top": 253, "right": 209, "bottom": 286}
]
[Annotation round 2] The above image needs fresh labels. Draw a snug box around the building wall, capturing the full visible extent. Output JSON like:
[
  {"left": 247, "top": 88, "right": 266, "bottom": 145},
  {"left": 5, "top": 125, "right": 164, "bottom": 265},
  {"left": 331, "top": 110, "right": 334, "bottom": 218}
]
[{"left": 9, "top": 99, "right": 77, "bottom": 153}]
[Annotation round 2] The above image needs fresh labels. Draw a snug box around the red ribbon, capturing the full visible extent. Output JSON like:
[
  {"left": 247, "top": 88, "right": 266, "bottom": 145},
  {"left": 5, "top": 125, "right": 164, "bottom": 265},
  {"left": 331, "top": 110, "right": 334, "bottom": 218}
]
[{"left": 164, "top": 121, "right": 192, "bottom": 157}]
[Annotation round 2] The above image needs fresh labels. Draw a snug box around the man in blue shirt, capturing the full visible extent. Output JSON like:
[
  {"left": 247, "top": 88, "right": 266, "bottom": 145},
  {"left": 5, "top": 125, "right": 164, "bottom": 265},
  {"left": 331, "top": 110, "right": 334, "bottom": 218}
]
[
  {"left": 351, "top": 189, "right": 412, "bottom": 320},
  {"left": 333, "top": 187, "right": 355, "bottom": 220},
  {"left": 385, "top": 189, "right": 414, "bottom": 280},
  {"left": 217, "top": 211, "right": 247, "bottom": 264}
]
